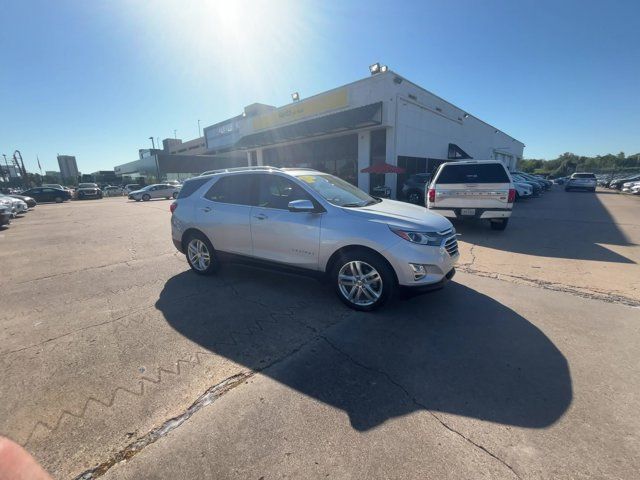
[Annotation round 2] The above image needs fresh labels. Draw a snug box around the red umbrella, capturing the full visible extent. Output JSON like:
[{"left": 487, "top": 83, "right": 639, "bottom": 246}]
[{"left": 360, "top": 162, "right": 406, "bottom": 174}]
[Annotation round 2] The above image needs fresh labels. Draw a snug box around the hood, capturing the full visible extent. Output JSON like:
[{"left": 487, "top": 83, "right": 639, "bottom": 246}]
[{"left": 341, "top": 198, "right": 452, "bottom": 231}]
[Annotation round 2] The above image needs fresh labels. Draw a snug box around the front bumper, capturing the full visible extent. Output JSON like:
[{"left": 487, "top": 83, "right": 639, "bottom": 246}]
[
  {"left": 400, "top": 268, "right": 456, "bottom": 294},
  {"left": 382, "top": 236, "right": 459, "bottom": 287}
]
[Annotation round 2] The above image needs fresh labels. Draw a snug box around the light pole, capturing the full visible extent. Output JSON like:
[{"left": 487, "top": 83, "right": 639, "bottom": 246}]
[
  {"left": 149, "top": 136, "right": 155, "bottom": 149},
  {"left": 13, "top": 150, "right": 28, "bottom": 187},
  {"left": 198, "top": 119, "right": 201, "bottom": 137}
]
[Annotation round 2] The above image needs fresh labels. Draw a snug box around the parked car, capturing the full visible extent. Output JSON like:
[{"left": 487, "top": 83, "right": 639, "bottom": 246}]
[
  {"left": 20, "top": 187, "right": 72, "bottom": 203},
  {"left": 621, "top": 181, "right": 640, "bottom": 193},
  {"left": 103, "top": 185, "right": 124, "bottom": 197},
  {"left": 608, "top": 174, "right": 640, "bottom": 190},
  {"left": 514, "top": 172, "right": 550, "bottom": 190},
  {"left": 427, "top": 160, "right": 515, "bottom": 231},
  {"left": 75, "top": 182, "right": 103, "bottom": 200},
  {"left": 401, "top": 173, "right": 432, "bottom": 204},
  {"left": 7, "top": 194, "right": 36, "bottom": 208},
  {"left": 630, "top": 184, "right": 640, "bottom": 195},
  {"left": 0, "top": 204, "right": 11, "bottom": 227},
  {"left": 511, "top": 173, "right": 543, "bottom": 196},
  {"left": 42, "top": 183, "right": 65, "bottom": 190},
  {"left": 170, "top": 167, "right": 458, "bottom": 311},
  {"left": 124, "top": 184, "right": 142, "bottom": 195},
  {"left": 129, "top": 184, "right": 180, "bottom": 201},
  {"left": 0, "top": 194, "right": 28, "bottom": 217},
  {"left": 513, "top": 181, "right": 533, "bottom": 199},
  {"left": 565, "top": 173, "right": 597, "bottom": 192}
]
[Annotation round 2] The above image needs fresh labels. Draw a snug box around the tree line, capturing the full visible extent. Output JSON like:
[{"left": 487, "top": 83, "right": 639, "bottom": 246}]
[{"left": 520, "top": 152, "right": 640, "bottom": 177}]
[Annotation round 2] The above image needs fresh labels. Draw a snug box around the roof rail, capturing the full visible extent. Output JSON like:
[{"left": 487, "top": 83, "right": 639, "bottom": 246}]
[{"left": 199, "top": 166, "right": 283, "bottom": 176}]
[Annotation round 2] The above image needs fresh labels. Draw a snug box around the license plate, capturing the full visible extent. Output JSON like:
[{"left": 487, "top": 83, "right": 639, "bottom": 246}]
[{"left": 461, "top": 208, "right": 476, "bottom": 216}]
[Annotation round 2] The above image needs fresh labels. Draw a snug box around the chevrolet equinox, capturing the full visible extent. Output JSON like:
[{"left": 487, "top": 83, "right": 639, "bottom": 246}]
[{"left": 170, "top": 167, "right": 458, "bottom": 311}]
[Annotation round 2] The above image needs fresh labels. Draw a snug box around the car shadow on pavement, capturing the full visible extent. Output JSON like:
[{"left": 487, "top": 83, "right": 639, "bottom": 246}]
[
  {"left": 157, "top": 267, "right": 572, "bottom": 431},
  {"left": 456, "top": 188, "right": 635, "bottom": 264}
]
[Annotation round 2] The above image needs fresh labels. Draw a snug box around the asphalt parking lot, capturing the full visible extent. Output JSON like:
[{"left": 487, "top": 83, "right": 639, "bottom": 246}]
[{"left": 1, "top": 189, "right": 639, "bottom": 479}]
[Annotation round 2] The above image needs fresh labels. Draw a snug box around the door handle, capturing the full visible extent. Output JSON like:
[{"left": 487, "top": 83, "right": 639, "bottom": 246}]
[
  {"left": 254, "top": 213, "right": 267, "bottom": 220},
  {"left": 201, "top": 207, "right": 212, "bottom": 213}
]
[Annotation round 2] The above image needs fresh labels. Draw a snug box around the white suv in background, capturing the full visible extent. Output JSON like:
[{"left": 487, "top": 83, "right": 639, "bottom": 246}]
[
  {"left": 170, "top": 167, "right": 459, "bottom": 311},
  {"left": 426, "top": 160, "right": 515, "bottom": 231}
]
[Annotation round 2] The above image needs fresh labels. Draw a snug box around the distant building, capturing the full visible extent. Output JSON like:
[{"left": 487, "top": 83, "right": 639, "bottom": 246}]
[
  {"left": 57, "top": 155, "right": 79, "bottom": 181},
  {"left": 162, "top": 137, "right": 206, "bottom": 155},
  {"left": 45, "top": 170, "right": 62, "bottom": 181},
  {"left": 91, "top": 170, "right": 118, "bottom": 184}
]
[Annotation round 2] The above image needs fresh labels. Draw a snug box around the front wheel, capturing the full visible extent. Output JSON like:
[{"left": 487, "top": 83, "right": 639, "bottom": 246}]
[
  {"left": 172, "top": 192, "right": 178, "bottom": 199},
  {"left": 331, "top": 251, "right": 395, "bottom": 311},
  {"left": 54, "top": 196, "right": 63, "bottom": 203},
  {"left": 490, "top": 218, "right": 509, "bottom": 231},
  {"left": 185, "top": 232, "right": 218, "bottom": 275},
  {"left": 142, "top": 194, "right": 151, "bottom": 201}
]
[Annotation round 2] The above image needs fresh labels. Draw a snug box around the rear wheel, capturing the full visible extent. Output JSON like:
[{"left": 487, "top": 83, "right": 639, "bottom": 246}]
[
  {"left": 490, "top": 218, "right": 509, "bottom": 231},
  {"left": 406, "top": 190, "right": 423, "bottom": 205},
  {"left": 54, "top": 196, "right": 63, "bottom": 203},
  {"left": 185, "top": 232, "right": 218, "bottom": 275},
  {"left": 331, "top": 251, "right": 395, "bottom": 311},
  {"left": 172, "top": 192, "right": 178, "bottom": 199},
  {"left": 142, "top": 194, "right": 151, "bottom": 201}
]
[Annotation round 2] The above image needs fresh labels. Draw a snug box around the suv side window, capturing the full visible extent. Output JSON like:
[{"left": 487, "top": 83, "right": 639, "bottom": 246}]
[
  {"left": 205, "top": 174, "right": 255, "bottom": 205},
  {"left": 257, "top": 175, "right": 312, "bottom": 210}
]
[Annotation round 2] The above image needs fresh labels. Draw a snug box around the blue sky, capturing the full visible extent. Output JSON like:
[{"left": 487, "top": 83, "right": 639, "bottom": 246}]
[{"left": 1, "top": 0, "right": 639, "bottom": 173}]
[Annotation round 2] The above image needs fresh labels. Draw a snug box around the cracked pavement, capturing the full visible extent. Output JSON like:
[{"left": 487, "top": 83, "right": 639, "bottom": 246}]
[{"left": 1, "top": 191, "right": 639, "bottom": 479}]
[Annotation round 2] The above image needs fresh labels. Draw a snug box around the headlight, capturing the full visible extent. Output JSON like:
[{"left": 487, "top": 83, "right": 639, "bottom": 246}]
[{"left": 390, "top": 227, "right": 441, "bottom": 246}]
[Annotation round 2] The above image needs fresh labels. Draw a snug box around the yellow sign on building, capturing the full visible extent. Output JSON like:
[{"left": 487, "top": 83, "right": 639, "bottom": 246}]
[{"left": 252, "top": 88, "right": 349, "bottom": 131}]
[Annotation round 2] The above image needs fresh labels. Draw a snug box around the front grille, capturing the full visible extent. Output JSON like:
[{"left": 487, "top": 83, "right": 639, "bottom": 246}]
[{"left": 444, "top": 236, "right": 459, "bottom": 257}]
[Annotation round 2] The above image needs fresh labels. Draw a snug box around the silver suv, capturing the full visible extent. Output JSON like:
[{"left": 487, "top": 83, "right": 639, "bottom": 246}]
[{"left": 170, "top": 167, "right": 459, "bottom": 311}]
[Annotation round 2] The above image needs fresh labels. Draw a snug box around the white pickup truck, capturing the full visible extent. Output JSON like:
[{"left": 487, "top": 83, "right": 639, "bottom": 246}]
[{"left": 426, "top": 160, "right": 515, "bottom": 231}]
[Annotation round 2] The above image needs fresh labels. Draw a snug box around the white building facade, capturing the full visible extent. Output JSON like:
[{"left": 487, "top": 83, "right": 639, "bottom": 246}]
[{"left": 202, "top": 71, "right": 524, "bottom": 199}]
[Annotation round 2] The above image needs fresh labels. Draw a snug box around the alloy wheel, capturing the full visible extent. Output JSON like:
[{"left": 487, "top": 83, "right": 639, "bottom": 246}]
[
  {"left": 187, "top": 238, "right": 211, "bottom": 271},
  {"left": 337, "top": 260, "right": 383, "bottom": 307}
]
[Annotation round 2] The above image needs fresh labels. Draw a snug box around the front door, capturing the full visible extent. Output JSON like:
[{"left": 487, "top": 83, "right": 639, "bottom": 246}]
[{"left": 250, "top": 174, "right": 322, "bottom": 269}]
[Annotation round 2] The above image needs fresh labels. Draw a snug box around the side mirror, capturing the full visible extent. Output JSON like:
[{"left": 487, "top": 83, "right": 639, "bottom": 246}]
[{"left": 288, "top": 199, "right": 315, "bottom": 213}]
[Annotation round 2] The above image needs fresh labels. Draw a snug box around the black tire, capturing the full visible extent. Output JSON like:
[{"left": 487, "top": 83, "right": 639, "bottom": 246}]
[
  {"left": 78, "top": 192, "right": 85, "bottom": 200},
  {"left": 54, "top": 196, "right": 63, "bottom": 203},
  {"left": 331, "top": 250, "right": 395, "bottom": 311},
  {"left": 490, "top": 218, "right": 509, "bottom": 231},
  {"left": 142, "top": 194, "right": 151, "bottom": 201},
  {"left": 406, "top": 190, "right": 423, "bottom": 205},
  {"left": 172, "top": 192, "right": 178, "bottom": 199},
  {"left": 184, "top": 231, "right": 218, "bottom": 275}
]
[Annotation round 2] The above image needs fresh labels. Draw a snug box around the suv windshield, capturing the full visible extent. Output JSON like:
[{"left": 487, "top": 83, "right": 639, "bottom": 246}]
[
  {"left": 295, "top": 173, "right": 379, "bottom": 207},
  {"left": 436, "top": 163, "right": 510, "bottom": 184}
]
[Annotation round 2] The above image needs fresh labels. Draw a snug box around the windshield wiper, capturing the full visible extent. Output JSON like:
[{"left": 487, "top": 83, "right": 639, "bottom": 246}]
[{"left": 342, "top": 202, "right": 365, "bottom": 207}]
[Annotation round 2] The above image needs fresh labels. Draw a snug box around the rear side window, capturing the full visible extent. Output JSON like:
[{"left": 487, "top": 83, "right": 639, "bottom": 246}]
[
  {"left": 572, "top": 173, "right": 595, "bottom": 179},
  {"left": 436, "top": 163, "right": 509, "bottom": 184},
  {"left": 204, "top": 174, "right": 254, "bottom": 205},
  {"left": 177, "top": 177, "right": 211, "bottom": 199}
]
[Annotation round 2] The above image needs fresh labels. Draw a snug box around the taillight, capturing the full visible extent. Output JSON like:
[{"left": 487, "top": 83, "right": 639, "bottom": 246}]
[
  {"left": 507, "top": 188, "right": 516, "bottom": 203},
  {"left": 170, "top": 202, "right": 177, "bottom": 213},
  {"left": 428, "top": 188, "right": 436, "bottom": 203}
]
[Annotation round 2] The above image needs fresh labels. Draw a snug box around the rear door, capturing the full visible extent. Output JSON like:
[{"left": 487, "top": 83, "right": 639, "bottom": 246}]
[
  {"left": 432, "top": 163, "right": 512, "bottom": 210},
  {"left": 197, "top": 174, "right": 255, "bottom": 256},
  {"left": 250, "top": 174, "right": 322, "bottom": 269}
]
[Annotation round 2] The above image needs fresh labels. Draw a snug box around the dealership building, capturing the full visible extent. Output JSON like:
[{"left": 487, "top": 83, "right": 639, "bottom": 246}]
[{"left": 115, "top": 69, "right": 524, "bottom": 197}]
